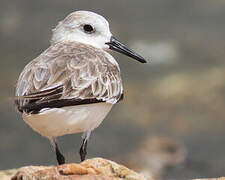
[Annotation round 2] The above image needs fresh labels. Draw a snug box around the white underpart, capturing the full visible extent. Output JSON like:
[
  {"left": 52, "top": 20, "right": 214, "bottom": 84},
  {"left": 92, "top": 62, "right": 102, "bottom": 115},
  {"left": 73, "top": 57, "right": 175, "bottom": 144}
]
[{"left": 23, "top": 103, "right": 113, "bottom": 138}]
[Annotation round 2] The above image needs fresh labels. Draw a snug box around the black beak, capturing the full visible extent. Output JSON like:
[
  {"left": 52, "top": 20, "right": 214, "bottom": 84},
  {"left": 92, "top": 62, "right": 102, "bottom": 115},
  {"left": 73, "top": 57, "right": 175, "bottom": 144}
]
[{"left": 105, "top": 36, "right": 147, "bottom": 63}]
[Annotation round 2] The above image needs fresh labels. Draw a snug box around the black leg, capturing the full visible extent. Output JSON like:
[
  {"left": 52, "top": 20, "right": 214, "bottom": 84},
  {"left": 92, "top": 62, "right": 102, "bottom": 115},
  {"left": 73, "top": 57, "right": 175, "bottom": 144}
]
[
  {"left": 50, "top": 138, "right": 65, "bottom": 165},
  {"left": 79, "top": 138, "right": 88, "bottom": 162},
  {"left": 55, "top": 143, "right": 65, "bottom": 165},
  {"left": 79, "top": 132, "right": 91, "bottom": 162}
]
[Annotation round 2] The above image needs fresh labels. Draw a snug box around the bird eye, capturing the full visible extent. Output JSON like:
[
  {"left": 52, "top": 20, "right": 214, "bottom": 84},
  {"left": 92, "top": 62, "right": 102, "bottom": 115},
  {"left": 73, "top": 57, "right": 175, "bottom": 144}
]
[{"left": 83, "top": 24, "right": 94, "bottom": 33}]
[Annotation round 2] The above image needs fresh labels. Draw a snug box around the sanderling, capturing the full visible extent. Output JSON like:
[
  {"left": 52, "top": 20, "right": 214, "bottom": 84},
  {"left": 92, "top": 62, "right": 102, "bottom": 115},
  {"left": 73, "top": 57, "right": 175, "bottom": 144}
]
[{"left": 15, "top": 11, "right": 146, "bottom": 165}]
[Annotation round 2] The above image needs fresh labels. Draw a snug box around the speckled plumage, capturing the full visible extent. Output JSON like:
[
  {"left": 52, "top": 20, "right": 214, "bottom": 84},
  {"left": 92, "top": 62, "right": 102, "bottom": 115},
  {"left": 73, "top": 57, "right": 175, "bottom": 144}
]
[{"left": 15, "top": 42, "right": 123, "bottom": 114}]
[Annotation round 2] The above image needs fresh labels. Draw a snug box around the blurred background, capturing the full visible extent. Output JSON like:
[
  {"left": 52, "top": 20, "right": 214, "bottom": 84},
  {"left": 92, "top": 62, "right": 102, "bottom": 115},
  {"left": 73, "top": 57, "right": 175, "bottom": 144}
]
[{"left": 1, "top": 0, "right": 225, "bottom": 179}]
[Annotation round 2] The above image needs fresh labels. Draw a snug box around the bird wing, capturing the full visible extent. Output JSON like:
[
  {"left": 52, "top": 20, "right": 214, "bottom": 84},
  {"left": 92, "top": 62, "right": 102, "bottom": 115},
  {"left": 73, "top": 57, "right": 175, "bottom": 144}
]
[{"left": 15, "top": 42, "right": 123, "bottom": 114}]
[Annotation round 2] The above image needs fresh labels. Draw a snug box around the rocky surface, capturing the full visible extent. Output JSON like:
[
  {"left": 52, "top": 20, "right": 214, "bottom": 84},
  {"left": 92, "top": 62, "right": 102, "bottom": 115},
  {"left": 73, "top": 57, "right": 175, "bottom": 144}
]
[
  {"left": 5, "top": 158, "right": 148, "bottom": 180},
  {"left": 1, "top": 158, "right": 225, "bottom": 180},
  {"left": 0, "top": 169, "right": 18, "bottom": 180}
]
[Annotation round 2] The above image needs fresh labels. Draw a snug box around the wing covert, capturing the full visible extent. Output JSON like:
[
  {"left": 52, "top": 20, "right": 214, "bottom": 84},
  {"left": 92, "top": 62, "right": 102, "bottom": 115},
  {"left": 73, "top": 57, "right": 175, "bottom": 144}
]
[{"left": 15, "top": 42, "right": 123, "bottom": 114}]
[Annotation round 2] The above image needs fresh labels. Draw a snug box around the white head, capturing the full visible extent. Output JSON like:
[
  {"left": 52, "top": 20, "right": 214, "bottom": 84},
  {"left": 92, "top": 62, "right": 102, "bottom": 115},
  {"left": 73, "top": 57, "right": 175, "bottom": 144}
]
[
  {"left": 51, "top": 11, "right": 112, "bottom": 49},
  {"left": 51, "top": 11, "right": 147, "bottom": 63}
]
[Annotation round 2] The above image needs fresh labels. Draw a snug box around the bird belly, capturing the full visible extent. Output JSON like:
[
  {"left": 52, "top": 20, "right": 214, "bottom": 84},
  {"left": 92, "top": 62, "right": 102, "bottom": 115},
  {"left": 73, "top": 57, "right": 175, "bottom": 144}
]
[{"left": 23, "top": 103, "right": 113, "bottom": 138}]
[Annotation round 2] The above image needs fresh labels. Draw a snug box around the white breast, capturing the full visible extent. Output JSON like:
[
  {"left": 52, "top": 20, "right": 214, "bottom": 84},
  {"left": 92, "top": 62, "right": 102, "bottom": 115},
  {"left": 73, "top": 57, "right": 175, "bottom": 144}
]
[{"left": 23, "top": 103, "right": 113, "bottom": 138}]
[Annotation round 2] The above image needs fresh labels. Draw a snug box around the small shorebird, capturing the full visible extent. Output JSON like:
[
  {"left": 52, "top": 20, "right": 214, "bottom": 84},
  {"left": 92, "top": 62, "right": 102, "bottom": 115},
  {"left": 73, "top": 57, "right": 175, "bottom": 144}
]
[{"left": 15, "top": 11, "right": 146, "bottom": 165}]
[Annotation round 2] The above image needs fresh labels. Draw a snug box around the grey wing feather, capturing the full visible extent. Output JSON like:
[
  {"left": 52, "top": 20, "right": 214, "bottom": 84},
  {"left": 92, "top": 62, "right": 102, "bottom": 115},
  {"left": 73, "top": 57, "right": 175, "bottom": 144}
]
[{"left": 15, "top": 42, "right": 123, "bottom": 114}]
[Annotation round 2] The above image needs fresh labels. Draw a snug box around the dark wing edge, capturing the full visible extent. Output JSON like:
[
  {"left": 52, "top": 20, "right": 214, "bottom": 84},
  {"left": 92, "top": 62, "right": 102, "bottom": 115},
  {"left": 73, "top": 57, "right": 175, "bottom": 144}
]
[
  {"left": 16, "top": 98, "right": 104, "bottom": 114},
  {"left": 15, "top": 85, "right": 124, "bottom": 114}
]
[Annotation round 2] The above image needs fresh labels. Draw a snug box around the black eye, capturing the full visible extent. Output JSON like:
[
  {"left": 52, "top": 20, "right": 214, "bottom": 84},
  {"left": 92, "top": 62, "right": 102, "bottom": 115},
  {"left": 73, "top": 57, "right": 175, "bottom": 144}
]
[{"left": 83, "top": 24, "right": 94, "bottom": 33}]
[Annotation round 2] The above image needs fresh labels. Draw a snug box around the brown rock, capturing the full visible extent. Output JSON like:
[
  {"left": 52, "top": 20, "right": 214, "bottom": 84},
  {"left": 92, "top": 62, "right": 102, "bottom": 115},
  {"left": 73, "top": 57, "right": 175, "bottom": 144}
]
[
  {"left": 10, "top": 158, "right": 148, "bottom": 180},
  {"left": 0, "top": 169, "right": 18, "bottom": 180}
]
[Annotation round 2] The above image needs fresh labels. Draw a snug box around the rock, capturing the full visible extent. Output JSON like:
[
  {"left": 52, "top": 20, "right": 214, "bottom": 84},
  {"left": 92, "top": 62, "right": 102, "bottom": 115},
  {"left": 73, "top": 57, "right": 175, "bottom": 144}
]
[
  {"left": 1, "top": 158, "right": 225, "bottom": 180},
  {"left": 9, "top": 158, "right": 148, "bottom": 180},
  {"left": 0, "top": 169, "right": 18, "bottom": 180}
]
